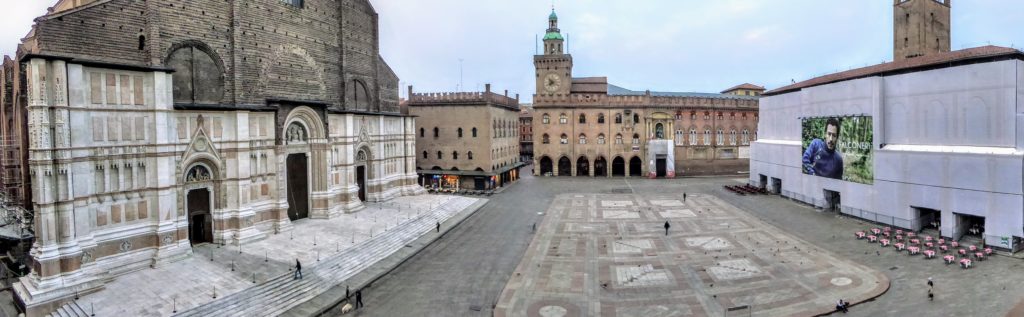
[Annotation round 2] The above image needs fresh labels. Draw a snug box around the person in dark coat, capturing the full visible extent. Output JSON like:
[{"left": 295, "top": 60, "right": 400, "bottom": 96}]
[
  {"left": 294, "top": 259, "right": 303, "bottom": 280},
  {"left": 664, "top": 221, "right": 671, "bottom": 236},
  {"left": 355, "top": 290, "right": 364, "bottom": 308}
]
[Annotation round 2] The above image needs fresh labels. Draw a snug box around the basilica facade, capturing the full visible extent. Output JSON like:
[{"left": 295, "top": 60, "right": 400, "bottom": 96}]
[
  {"left": 4, "top": 0, "right": 423, "bottom": 313},
  {"left": 532, "top": 11, "right": 761, "bottom": 178}
]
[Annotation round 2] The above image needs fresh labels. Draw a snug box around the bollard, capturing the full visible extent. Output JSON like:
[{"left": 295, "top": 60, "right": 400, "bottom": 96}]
[
  {"left": 314, "top": 235, "right": 317, "bottom": 246},
  {"left": 91, "top": 303, "right": 95, "bottom": 316},
  {"left": 231, "top": 261, "right": 235, "bottom": 272},
  {"left": 239, "top": 243, "right": 242, "bottom": 254},
  {"left": 210, "top": 248, "right": 214, "bottom": 261},
  {"left": 172, "top": 299, "right": 176, "bottom": 313},
  {"left": 265, "top": 251, "right": 268, "bottom": 262},
  {"left": 317, "top": 251, "right": 320, "bottom": 262},
  {"left": 213, "top": 286, "right": 217, "bottom": 299},
  {"left": 253, "top": 273, "right": 256, "bottom": 283}
]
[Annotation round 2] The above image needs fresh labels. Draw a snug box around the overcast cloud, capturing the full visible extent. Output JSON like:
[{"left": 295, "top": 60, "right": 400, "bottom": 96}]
[{"left": 3, "top": 1, "right": 1023, "bottom": 102}]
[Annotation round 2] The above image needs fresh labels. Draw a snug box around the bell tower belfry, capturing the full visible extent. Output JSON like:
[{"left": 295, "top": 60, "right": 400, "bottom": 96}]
[
  {"left": 534, "top": 8, "right": 573, "bottom": 96},
  {"left": 893, "top": 0, "right": 951, "bottom": 61}
]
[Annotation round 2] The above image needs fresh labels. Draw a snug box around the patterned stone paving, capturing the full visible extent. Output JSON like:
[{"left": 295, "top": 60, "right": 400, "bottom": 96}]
[{"left": 495, "top": 193, "right": 889, "bottom": 317}]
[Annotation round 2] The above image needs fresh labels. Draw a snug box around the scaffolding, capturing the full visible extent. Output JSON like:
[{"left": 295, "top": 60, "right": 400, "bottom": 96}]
[{"left": 0, "top": 135, "right": 22, "bottom": 208}]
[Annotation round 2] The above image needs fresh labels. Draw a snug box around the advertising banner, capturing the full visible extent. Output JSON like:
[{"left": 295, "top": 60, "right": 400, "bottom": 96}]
[{"left": 801, "top": 116, "right": 873, "bottom": 184}]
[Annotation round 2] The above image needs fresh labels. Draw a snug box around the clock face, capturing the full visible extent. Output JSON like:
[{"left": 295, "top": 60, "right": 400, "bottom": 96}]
[{"left": 544, "top": 73, "right": 562, "bottom": 93}]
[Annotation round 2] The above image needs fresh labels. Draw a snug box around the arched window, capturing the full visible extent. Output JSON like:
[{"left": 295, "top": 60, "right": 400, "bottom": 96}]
[
  {"left": 468, "top": 151, "right": 474, "bottom": 160},
  {"left": 598, "top": 134, "right": 606, "bottom": 144},
  {"left": 717, "top": 129, "right": 724, "bottom": 145},
  {"left": 614, "top": 113, "right": 623, "bottom": 124},
  {"left": 579, "top": 114, "right": 586, "bottom": 124},
  {"left": 542, "top": 133, "right": 550, "bottom": 144},
  {"left": 453, "top": 151, "right": 459, "bottom": 160},
  {"left": 542, "top": 114, "right": 550, "bottom": 124},
  {"left": 578, "top": 134, "right": 587, "bottom": 144},
  {"left": 632, "top": 133, "right": 640, "bottom": 144},
  {"left": 167, "top": 44, "right": 224, "bottom": 104},
  {"left": 422, "top": 151, "right": 428, "bottom": 159},
  {"left": 674, "top": 130, "right": 684, "bottom": 145},
  {"left": 457, "top": 127, "right": 463, "bottom": 138},
  {"left": 742, "top": 129, "right": 750, "bottom": 145},
  {"left": 690, "top": 111, "right": 696, "bottom": 120},
  {"left": 419, "top": 127, "right": 424, "bottom": 138},
  {"left": 559, "top": 113, "right": 568, "bottom": 124},
  {"left": 730, "top": 129, "right": 737, "bottom": 145},
  {"left": 717, "top": 112, "right": 724, "bottom": 120},
  {"left": 703, "top": 129, "right": 711, "bottom": 145},
  {"left": 633, "top": 113, "right": 640, "bottom": 124},
  {"left": 598, "top": 114, "right": 605, "bottom": 124},
  {"left": 704, "top": 112, "right": 710, "bottom": 120},
  {"left": 437, "top": 151, "right": 443, "bottom": 159},
  {"left": 689, "top": 128, "right": 697, "bottom": 145},
  {"left": 615, "top": 134, "right": 623, "bottom": 144},
  {"left": 433, "top": 127, "right": 439, "bottom": 138},
  {"left": 560, "top": 134, "right": 568, "bottom": 144}
]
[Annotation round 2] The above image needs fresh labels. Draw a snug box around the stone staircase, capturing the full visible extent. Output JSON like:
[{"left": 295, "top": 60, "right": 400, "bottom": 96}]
[
  {"left": 45, "top": 301, "right": 89, "bottom": 317},
  {"left": 168, "top": 198, "right": 475, "bottom": 317}
]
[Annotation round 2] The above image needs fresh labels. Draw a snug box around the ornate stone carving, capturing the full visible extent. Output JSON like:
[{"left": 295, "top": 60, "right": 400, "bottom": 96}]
[
  {"left": 81, "top": 251, "right": 93, "bottom": 264},
  {"left": 286, "top": 122, "right": 307, "bottom": 143},
  {"left": 162, "top": 234, "right": 174, "bottom": 245},
  {"left": 119, "top": 240, "right": 133, "bottom": 253},
  {"left": 194, "top": 137, "right": 208, "bottom": 152},
  {"left": 185, "top": 165, "right": 212, "bottom": 183}
]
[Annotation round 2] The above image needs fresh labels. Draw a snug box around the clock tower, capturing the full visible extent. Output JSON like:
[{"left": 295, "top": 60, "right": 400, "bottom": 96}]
[{"left": 535, "top": 9, "right": 573, "bottom": 96}]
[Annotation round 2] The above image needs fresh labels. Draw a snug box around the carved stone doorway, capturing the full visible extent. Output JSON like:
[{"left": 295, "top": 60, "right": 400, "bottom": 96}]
[
  {"left": 187, "top": 188, "right": 213, "bottom": 245},
  {"left": 356, "top": 165, "right": 367, "bottom": 202}
]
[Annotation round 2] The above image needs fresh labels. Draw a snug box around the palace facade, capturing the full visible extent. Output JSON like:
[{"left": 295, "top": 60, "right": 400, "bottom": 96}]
[
  {"left": 3, "top": 0, "right": 424, "bottom": 314},
  {"left": 531, "top": 10, "right": 761, "bottom": 178}
]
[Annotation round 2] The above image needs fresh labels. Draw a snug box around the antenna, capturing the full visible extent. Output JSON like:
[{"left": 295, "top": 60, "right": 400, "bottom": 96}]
[
  {"left": 567, "top": 33, "right": 569, "bottom": 54},
  {"left": 458, "top": 58, "right": 464, "bottom": 92},
  {"left": 535, "top": 34, "right": 539, "bottom": 55}
]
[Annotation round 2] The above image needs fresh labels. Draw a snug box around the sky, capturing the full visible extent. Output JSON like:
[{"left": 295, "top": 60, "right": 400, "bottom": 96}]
[{"left": 3, "top": 1, "right": 1023, "bottom": 102}]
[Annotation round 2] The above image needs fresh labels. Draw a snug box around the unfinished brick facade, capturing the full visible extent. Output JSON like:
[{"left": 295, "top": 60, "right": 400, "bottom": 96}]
[{"left": 7, "top": 1, "right": 424, "bottom": 315}]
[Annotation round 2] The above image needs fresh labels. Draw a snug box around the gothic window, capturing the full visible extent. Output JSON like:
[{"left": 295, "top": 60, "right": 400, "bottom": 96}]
[
  {"left": 433, "top": 127, "right": 439, "bottom": 138},
  {"left": 717, "top": 112, "right": 724, "bottom": 120},
  {"left": 689, "top": 128, "right": 697, "bottom": 145},
  {"left": 742, "top": 129, "right": 750, "bottom": 145},
  {"left": 468, "top": 151, "right": 474, "bottom": 160},
  {"left": 675, "top": 130, "right": 684, "bottom": 145},
  {"left": 578, "top": 114, "right": 586, "bottom": 124},
  {"left": 437, "top": 151, "right": 442, "bottom": 159},
  {"left": 423, "top": 151, "right": 428, "bottom": 159},
  {"left": 542, "top": 114, "right": 550, "bottom": 124},
  {"left": 615, "top": 134, "right": 623, "bottom": 144},
  {"left": 419, "top": 127, "right": 424, "bottom": 138},
  {"left": 472, "top": 127, "right": 478, "bottom": 137},
  {"left": 730, "top": 112, "right": 736, "bottom": 120},
  {"left": 559, "top": 114, "right": 568, "bottom": 124},
  {"left": 560, "top": 134, "right": 568, "bottom": 144},
  {"left": 633, "top": 113, "right": 640, "bottom": 124},
  {"left": 458, "top": 128, "right": 463, "bottom": 138},
  {"left": 286, "top": 122, "right": 307, "bottom": 143},
  {"left": 690, "top": 111, "right": 696, "bottom": 120},
  {"left": 542, "top": 133, "right": 550, "bottom": 144},
  {"left": 716, "top": 129, "right": 724, "bottom": 145},
  {"left": 704, "top": 112, "right": 710, "bottom": 120},
  {"left": 730, "top": 130, "right": 737, "bottom": 145},
  {"left": 579, "top": 134, "right": 587, "bottom": 144},
  {"left": 615, "top": 113, "right": 622, "bottom": 124},
  {"left": 167, "top": 45, "right": 224, "bottom": 105},
  {"left": 453, "top": 151, "right": 459, "bottom": 160},
  {"left": 632, "top": 133, "right": 640, "bottom": 144},
  {"left": 597, "top": 134, "right": 606, "bottom": 144},
  {"left": 598, "top": 114, "right": 605, "bottom": 124},
  {"left": 704, "top": 129, "right": 711, "bottom": 145}
]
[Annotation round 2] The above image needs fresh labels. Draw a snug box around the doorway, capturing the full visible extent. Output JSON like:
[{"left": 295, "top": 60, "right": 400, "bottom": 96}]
[
  {"left": 953, "top": 213, "right": 985, "bottom": 241},
  {"left": 771, "top": 177, "right": 782, "bottom": 195},
  {"left": 823, "top": 189, "right": 840, "bottom": 212},
  {"left": 759, "top": 174, "right": 768, "bottom": 189},
  {"left": 655, "top": 157, "right": 667, "bottom": 177},
  {"left": 576, "top": 157, "right": 590, "bottom": 177},
  {"left": 611, "top": 157, "right": 625, "bottom": 176},
  {"left": 187, "top": 188, "right": 213, "bottom": 245},
  {"left": 287, "top": 153, "right": 310, "bottom": 221},
  {"left": 558, "top": 156, "right": 572, "bottom": 176},
  {"left": 914, "top": 207, "right": 941, "bottom": 232},
  {"left": 629, "top": 157, "right": 642, "bottom": 176},
  {"left": 539, "top": 156, "right": 553, "bottom": 176},
  {"left": 594, "top": 157, "right": 607, "bottom": 177},
  {"left": 356, "top": 165, "right": 367, "bottom": 202}
]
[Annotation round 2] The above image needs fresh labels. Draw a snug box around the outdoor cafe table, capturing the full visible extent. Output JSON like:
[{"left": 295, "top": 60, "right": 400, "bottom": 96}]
[
  {"left": 938, "top": 239, "right": 946, "bottom": 245},
  {"left": 923, "top": 250, "right": 936, "bottom": 258},
  {"left": 871, "top": 228, "right": 881, "bottom": 235},
  {"left": 910, "top": 239, "right": 921, "bottom": 245},
  {"left": 939, "top": 245, "right": 949, "bottom": 253},
  {"left": 943, "top": 255, "right": 956, "bottom": 264},
  {"left": 960, "top": 258, "right": 973, "bottom": 269},
  {"left": 975, "top": 252, "right": 985, "bottom": 261},
  {"left": 908, "top": 246, "right": 921, "bottom": 255},
  {"left": 855, "top": 231, "right": 866, "bottom": 239},
  {"left": 867, "top": 235, "right": 877, "bottom": 243},
  {"left": 880, "top": 239, "right": 890, "bottom": 247},
  {"left": 968, "top": 245, "right": 978, "bottom": 252},
  {"left": 895, "top": 243, "right": 906, "bottom": 251},
  {"left": 924, "top": 236, "right": 934, "bottom": 242},
  {"left": 984, "top": 248, "right": 994, "bottom": 256},
  {"left": 958, "top": 249, "right": 967, "bottom": 256},
  {"left": 925, "top": 242, "right": 934, "bottom": 248},
  {"left": 951, "top": 241, "right": 959, "bottom": 248}
]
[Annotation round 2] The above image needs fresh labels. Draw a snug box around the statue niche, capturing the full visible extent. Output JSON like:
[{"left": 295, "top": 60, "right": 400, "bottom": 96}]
[
  {"left": 185, "top": 165, "right": 213, "bottom": 183},
  {"left": 286, "top": 122, "right": 308, "bottom": 144}
]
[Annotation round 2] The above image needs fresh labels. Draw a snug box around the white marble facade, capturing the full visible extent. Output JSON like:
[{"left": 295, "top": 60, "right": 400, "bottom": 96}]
[{"left": 14, "top": 58, "right": 424, "bottom": 308}]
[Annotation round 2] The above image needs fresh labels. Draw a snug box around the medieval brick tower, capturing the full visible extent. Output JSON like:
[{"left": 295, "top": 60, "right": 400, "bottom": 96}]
[
  {"left": 893, "top": 0, "right": 951, "bottom": 61},
  {"left": 534, "top": 9, "right": 573, "bottom": 96}
]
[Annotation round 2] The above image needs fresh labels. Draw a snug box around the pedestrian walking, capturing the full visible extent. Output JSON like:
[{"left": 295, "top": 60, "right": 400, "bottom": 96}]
[
  {"left": 664, "top": 221, "right": 671, "bottom": 236},
  {"left": 928, "top": 289, "right": 934, "bottom": 301},
  {"left": 683, "top": 193, "right": 687, "bottom": 202},
  {"left": 927, "top": 277, "right": 933, "bottom": 288},
  {"left": 355, "top": 290, "right": 364, "bottom": 308},
  {"left": 294, "top": 259, "right": 303, "bottom": 280},
  {"left": 436, "top": 221, "right": 441, "bottom": 233},
  {"left": 345, "top": 285, "right": 350, "bottom": 301}
]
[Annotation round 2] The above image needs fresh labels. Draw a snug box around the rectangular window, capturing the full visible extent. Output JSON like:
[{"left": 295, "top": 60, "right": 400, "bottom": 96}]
[
  {"left": 90, "top": 73, "right": 103, "bottom": 104},
  {"left": 135, "top": 117, "right": 145, "bottom": 141},
  {"left": 133, "top": 76, "right": 144, "bottom": 105},
  {"left": 119, "top": 75, "right": 132, "bottom": 105},
  {"left": 92, "top": 117, "right": 105, "bottom": 141},
  {"left": 105, "top": 74, "right": 117, "bottom": 105},
  {"left": 281, "top": 0, "right": 303, "bottom": 7}
]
